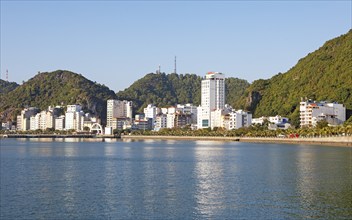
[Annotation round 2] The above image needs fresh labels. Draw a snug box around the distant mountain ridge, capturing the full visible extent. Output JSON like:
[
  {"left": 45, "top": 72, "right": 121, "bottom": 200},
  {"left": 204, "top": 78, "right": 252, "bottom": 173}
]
[
  {"left": 116, "top": 72, "right": 250, "bottom": 113},
  {"left": 1, "top": 30, "right": 350, "bottom": 127},
  {"left": 0, "top": 70, "right": 117, "bottom": 123},
  {"left": 0, "top": 79, "right": 19, "bottom": 94}
]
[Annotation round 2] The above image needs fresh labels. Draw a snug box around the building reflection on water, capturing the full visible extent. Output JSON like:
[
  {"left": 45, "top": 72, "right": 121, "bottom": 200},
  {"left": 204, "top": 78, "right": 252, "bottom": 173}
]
[
  {"left": 193, "top": 141, "right": 226, "bottom": 217},
  {"left": 2, "top": 139, "right": 351, "bottom": 219}
]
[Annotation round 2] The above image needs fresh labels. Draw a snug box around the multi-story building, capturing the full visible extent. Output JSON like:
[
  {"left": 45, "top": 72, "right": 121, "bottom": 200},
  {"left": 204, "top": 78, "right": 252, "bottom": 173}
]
[
  {"left": 197, "top": 72, "right": 225, "bottom": 129},
  {"left": 154, "top": 114, "right": 167, "bottom": 131},
  {"left": 222, "top": 110, "right": 252, "bottom": 130},
  {"left": 167, "top": 113, "right": 176, "bottom": 128},
  {"left": 107, "top": 100, "right": 133, "bottom": 129},
  {"left": 55, "top": 115, "right": 65, "bottom": 130},
  {"left": 300, "top": 100, "right": 346, "bottom": 127},
  {"left": 177, "top": 104, "right": 198, "bottom": 124},
  {"left": 210, "top": 109, "right": 225, "bottom": 129},
  {"left": 144, "top": 104, "right": 160, "bottom": 129},
  {"left": 65, "top": 105, "right": 82, "bottom": 130},
  {"left": 252, "top": 115, "right": 289, "bottom": 125},
  {"left": 174, "top": 113, "right": 192, "bottom": 128},
  {"left": 30, "top": 114, "right": 41, "bottom": 130},
  {"left": 133, "top": 114, "right": 153, "bottom": 131},
  {"left": 16, "top": 107, "right": 39, "bottom": 131},
  {"left": 268, "top": 115, "right": 289, "bottom": 124},
  {"left": 16, "top": 115, "right": 23, "bottom": 131}
]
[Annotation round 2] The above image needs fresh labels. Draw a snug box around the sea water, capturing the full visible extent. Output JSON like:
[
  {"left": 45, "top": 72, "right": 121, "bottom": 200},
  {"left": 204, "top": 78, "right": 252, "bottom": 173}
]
[{"left": 1, "top": 138, "right": 351, "bottom": 219}]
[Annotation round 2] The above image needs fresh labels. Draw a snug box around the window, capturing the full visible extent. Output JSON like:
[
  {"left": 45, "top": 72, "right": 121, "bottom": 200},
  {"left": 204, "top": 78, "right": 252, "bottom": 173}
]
[{"left": 202, "top": 119, "right": 209, "bottom": 127}]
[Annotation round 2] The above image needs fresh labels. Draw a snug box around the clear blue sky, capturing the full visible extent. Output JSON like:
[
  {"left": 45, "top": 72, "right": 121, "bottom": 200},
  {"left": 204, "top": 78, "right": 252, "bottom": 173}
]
[{"left": 1, "top": 1, "right": 351, "bottom": 92}]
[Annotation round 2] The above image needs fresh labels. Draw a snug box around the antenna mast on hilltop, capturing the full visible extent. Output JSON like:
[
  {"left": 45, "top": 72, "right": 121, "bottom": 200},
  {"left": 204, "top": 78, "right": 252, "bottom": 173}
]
[
  {"left": 6, "top": 69, "right": 8, "bottom": 81},
  {"left": 174, "top": 56, "right": 177, "bottom": 74},
  {"left": 156, "top": 65, "right": 161, "bottom": 74}
]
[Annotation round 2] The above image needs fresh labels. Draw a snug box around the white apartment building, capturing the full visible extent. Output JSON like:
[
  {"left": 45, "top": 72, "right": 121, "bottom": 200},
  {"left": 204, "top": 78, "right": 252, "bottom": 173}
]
[
  {"left": 300, "top": 100, "right": 346, "bottom": 127},
  {"left": 39, "top": 111, "right": 47, "bottom": 130},
  {"left": 16, "top": 115, "right": 23, "bottom": 131},
  {"left": 76, "top": 111, "right": 85, "bottom": 131},
  {"left": 222, "top": 110, "right": 252, "bottom": 130},
  {"left": 197, "top": 72, "right": 225, "bottom": 129},
  {"left": 16, "top": 107, "right": 39, "bottom": 131},
  {"left": 144, "top": 104, "right": 160, "bottom": 129},
  {"left": 167, "top": 113, "right": 176, "bottom": 128},
  {"left": 252, "top": 115, "right": 289, "bottom": 125},
  {"left": 30, "top": 114, "right": 40, "bottom": 130},
  {"left": 210, "top": 109, "right": 225, "bottom": 129},
  {"left": 107, "top": 100, "right": 133, "bottom": 129},
  {"left": 268, "top": 115, "right": 289, "bottom": 125},
  {"left": 28, "top": 110, "right": 54, "bottom": 131},
  {"left": 154, "top": 114, "right": 167, "bottom": 131},
  {"left": 55, "top": 115, "right": 65, "bottom": 130},
  {"left": 144, "top": 104, "right": 160, "bottom": 119},
  {"left": 177, "top": 104, "right": 198, "bottom": 124},
  {"left": 65, "top": 105, "right": 82, "bottom": 130},
  {"left": 37, "top": 110, "right": 54, "bottom": 130}
]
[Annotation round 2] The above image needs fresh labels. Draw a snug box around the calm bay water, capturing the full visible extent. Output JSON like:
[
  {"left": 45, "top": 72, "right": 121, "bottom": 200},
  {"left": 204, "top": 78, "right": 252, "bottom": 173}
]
[{"left": 1, "top": 138, "right": 351, "bottom": 219}]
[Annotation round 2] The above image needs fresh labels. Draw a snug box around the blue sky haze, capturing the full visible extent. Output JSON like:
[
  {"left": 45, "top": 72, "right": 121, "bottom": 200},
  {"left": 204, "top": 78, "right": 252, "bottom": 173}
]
[{"left": 1, "top": 1, "right": 351, "bottom": 91}]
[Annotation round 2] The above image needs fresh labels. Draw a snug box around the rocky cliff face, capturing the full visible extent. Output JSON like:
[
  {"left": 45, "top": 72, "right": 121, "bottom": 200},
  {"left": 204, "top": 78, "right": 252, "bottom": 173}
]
[{"left": 246, "top": 91, "right": 262, "bottom": 112}]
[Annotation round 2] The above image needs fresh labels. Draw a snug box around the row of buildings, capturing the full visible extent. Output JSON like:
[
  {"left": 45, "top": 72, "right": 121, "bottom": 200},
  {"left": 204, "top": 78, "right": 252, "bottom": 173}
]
[
  {"left": 3, "top": 72, "right": 347, "bottom": 132},
  {"left": 299, "top": 99, "right": 346, "bottom": 127},
  {"left": 104, "top": 72, "right": 253, "bottom": 133},
  {"left": 104, "top": 72, "right": 346, "bottom": 132},
  {"left": 14, "top": 105, "right": 99, "bottom": 132}
]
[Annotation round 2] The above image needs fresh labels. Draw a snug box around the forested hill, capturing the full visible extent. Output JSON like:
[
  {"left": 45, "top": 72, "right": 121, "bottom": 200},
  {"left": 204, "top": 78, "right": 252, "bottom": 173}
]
[
  {"left": 116, "top": 73, "right": 250, "bottom": 113},
  {"left": 0, "top": 79, "right": 19, "bottom": 94},
  {"left": 1, "top": 30, "right": 350, "bottom": 126},
  {"left": 236, "top": 29, "right": 352, "bottom": 127},
  {"left": 0, "top": 70, "right": 117, "bottom": 122}
]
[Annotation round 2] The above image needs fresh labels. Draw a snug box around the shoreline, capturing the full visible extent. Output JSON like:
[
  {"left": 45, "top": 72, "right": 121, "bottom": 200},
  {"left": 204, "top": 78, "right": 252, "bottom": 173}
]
[
  {"left": 0, "top": 134, "right": 116, "bottom": 138},
  {"left": 1, "top": 134, "right": 351, "bottom": 147},
  {"left": 121, "top": 135, "right": 352, "bottom": 147}
]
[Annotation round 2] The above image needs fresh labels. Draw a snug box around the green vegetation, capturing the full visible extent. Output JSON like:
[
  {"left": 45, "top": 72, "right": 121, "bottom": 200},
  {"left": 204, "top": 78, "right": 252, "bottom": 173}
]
[
  {"left": 0, "top": 79, "right": 19, "bottom": 94},
  {"left": 116, "top": 72, "right": 250, "bottom": 113},
  {"left": 0, "top": 70, "right": 117, "bottom": 123},
  {"left": 238, "top": 30, "right": 352, "bottom": 127},
  {"left": 131, "top": 124, "right": 352, "bottom": 138},
  {"left": 1, "top": 30, "right": 350, "bottom": 132}
]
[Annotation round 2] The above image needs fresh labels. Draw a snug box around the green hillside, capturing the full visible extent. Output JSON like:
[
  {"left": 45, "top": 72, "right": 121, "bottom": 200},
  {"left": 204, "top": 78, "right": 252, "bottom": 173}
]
[
  {"left": 238, "top": 30, "right": 352, "bottom": 127},
  {"left": 0, "top": 79, "right": 19, "bottom": 94},
  {"left": 0, "top": 70, "right": 117, "bottom": 123},
  {"left": 116, "top": 72, "right": 250, "bottom": 113}
]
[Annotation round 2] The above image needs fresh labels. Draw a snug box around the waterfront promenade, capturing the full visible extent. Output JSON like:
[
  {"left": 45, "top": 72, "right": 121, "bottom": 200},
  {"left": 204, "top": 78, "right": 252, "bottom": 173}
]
[
  {"left": 1, "top": 134, "right": 351, "bottom": 147},
  {"left": 122, "top": 135, "right": 352, "bottom": 147}
]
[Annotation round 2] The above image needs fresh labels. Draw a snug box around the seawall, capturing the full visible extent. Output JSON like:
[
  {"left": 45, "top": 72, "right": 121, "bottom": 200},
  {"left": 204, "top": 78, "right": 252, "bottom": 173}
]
[{"left": 121, "top": 135, "right": 352, "bottom": 147}]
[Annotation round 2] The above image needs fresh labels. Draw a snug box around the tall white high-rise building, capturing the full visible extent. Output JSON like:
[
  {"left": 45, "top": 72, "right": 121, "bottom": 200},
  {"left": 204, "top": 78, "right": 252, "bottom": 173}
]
[
  {"left": 106, "top": 100, "right": 133, "bottom": 129},
  {"left": 197, "top": 72, "right": 225, "bottom": 129}
]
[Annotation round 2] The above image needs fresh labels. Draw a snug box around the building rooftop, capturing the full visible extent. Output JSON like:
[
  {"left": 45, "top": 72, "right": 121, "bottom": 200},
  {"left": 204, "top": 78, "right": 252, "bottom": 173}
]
[{"left": 205, "top": 72, "right": 225, "bottom": 79}]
